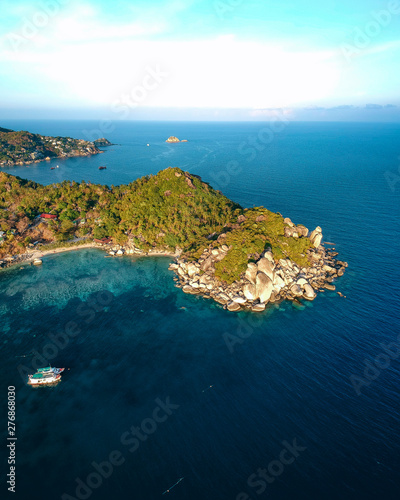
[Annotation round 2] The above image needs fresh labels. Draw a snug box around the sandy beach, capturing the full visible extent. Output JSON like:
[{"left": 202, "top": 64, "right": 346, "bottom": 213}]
[
  {"left": 26, "top": 242, "right": 98, "bottom": 262},
  {"left": 1, "top": 241, "right": 180, "bottom": 271},
  {"left": 1, "top": 242, "right": 99, "bottom": 269}
]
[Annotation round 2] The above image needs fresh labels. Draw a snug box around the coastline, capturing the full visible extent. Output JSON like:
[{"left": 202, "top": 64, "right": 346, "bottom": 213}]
[
  {"left": 0, "top": 241, "right": 179, "bottom": 271},
  {"left": 0, "top": 150, "right": 104, "bottom": 168},
  {"left": 1, "top": 242, "right": 98, "bottom": 269}
]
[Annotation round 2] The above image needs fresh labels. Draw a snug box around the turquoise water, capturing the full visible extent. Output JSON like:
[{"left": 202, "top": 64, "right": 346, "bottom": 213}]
[{"left": 1, "top": 120, "right": 400, "bottom": 499}]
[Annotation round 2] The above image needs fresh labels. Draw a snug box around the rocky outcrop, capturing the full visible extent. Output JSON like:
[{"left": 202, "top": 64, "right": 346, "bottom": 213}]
[
  {"left": 256, "top": 272, "right": 273, "bottom": 303},
  {"left": 94, "top": 210, "right": 345, "bottom": 315},
  {"left": 171, "top": 226, "right": 347, "bottom": 313},
  {"left": 309, "top": 226, "right": 323, "bottom": 248},
  {"left": 166, "top": 136, "right": 188, "bottom": 143},
  {"left": 257, "top": 256, "right": 275, "bottom": 281},
  {"left": 93, "top": 138, "right": 113, "bottom": 147}
]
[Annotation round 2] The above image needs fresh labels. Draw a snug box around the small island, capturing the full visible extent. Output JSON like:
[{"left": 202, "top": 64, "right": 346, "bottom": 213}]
[
  {"left": 166, "top": 136, "right": 188, "bottom": 143},
  {"left": 0, "top": 166, "right": 346, "bottom": 312},
  {"left": 93, "top": 138, "right": 113, "bottom": 147},
  {"left": 0, "top": 127, "right": 108, "bottom": 167}
]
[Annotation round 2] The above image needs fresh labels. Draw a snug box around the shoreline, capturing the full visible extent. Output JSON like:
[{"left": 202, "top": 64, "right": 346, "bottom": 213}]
[
  {"left": 0, "top": 151, "right": 104, "bottom": 169},
  {"left": 0, "top": 241, "right": 179, "bottom": 271}
]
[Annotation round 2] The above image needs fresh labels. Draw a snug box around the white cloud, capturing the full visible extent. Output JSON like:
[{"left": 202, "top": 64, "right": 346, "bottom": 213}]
[{"left": 0, "top": 10, "right": 343, "bottom": 110}]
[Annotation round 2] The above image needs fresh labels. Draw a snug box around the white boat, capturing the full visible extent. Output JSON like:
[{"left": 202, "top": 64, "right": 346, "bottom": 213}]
[
  {"left": 28, "top": 366, "right": 64, "bottom": 385},
  {"left": 28, "top": 372, "right": 61, "bottom": 385}
]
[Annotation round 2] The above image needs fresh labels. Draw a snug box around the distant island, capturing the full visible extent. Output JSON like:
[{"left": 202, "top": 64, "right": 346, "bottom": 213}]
[
  {"left": 93, "top": 138, "right": 113, "bottom": 147},
  {"left": 0, "top": 166, "right": 346, "bottom": 312},
  {"left": 166, "top": 136, "right": 188, "bottom": 143},
  {"left": 0, "top": 127, "right": 105, "bottom": 167}
]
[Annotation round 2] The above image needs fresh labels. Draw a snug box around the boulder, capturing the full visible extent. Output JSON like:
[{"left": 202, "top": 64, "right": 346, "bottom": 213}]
[
  {"left": 201, "top": 256, "right": 214, "bottom": 272},
  {"left": 257, "top": 257, "right": 275, "bottom": 280},
  {"left": 273, "top": 274, "right": 285, "bottom": 289},
  {"left": 302, "top": 283, "right": 316, "bottom": 300},
  {"left": 290, "top": 284, "right": 303, "bottom": 296},
  {"left": 313, "top": 233, "right": 323, "bottom": 247},
  {"left": 227, "top": 301, "right": 241, "bottom": 312},
  {"left": 324, "top": 283, "right": 336, "bottom": 291},
  {"left": 297, "top": 277, "right": 308, "bottom": 286},
  {"left": 284, "top": 217, "right": 294, "bottom": 227},
  {"left": 243, "top": 283, "right": 257, "bottom": 301},
  {"left": 309, "top": 227, "right": 323, "bottom": 248},
  {"left": 263, "top": 251, "right": 274, "bottom": 263},
  {"left": 177, "top": 267, "right": 186, "bottom": 277},
  {"left": 199, "top": 274, "right": 210, "bottom": 284},
  {"left": 186, "top": 263, "right": 198, "bottom": 277},
  {"left": 309, "top": 226, "right": 322, "bottom": 241},
  {"left": 252, "top": 303, "right": 266, "bottom": 312},
  {"left": 256, "top": 273, "right": 273, "bottom": 303},
  {"left": 245, "top": 263, "right": 258, "bottom": 284},
  {"left": 232, "top": 296, "right": 247, "bottom": 304},
  {"left": 218, "top": 293, "right": 230, "bottom": 303}
]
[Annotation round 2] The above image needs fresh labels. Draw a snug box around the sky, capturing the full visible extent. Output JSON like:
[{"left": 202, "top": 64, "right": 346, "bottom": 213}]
[{"left": 0, "top": 0, "right": 400, "bottom": 121}]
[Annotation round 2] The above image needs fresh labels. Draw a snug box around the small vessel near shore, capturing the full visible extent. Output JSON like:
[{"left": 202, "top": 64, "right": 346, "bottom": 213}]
[{"left": 28, "top": 366, "right": 65, "bottom": 386}]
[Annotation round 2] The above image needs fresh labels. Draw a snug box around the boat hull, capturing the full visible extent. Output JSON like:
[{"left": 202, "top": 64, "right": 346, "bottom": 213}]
[{"left": 28, "top": 373, "right": 62, "bottom": 385}]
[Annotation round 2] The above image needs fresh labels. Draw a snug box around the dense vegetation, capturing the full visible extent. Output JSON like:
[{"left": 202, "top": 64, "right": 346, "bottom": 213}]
[
  {"left": 0, "top": 167, "right": 238, "bottom": 256},
  {"left": 212, "top": 208, "right": 311, "bottom": 283},
  {"left": 0, "top": 167, "right": 312, "bottom": 282},
  {"left": 0, "top": 128, "right": 99, "bottom": 165}
]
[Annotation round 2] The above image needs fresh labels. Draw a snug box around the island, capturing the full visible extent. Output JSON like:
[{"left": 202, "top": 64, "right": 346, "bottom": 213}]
[
  {"left": 0, "top": 166, "right": 346, "bottom": 312},
  {"left": 93, "top": 138, "right": 113, "bottom": 147},
  {"left": 166, "top": 136, "right": 188, "bottom": 143},
  {"left": 0, "top": 127, "right": 106, "bottom": 167}
]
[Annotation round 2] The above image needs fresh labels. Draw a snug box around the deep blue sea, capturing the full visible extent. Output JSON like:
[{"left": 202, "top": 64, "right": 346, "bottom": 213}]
[{"left": 1, "top": 120, "right": 400, "bottom": 500}]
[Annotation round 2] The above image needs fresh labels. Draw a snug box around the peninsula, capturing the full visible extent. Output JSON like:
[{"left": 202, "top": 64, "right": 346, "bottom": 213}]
[
  {"left": 0, "top": 167, "right": 346, "bottom": 312},
  {"left": 0, "top": 127, "right": 103, "bottom": 167}
]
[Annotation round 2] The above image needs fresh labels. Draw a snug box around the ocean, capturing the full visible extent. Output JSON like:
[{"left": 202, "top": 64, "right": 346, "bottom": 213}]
[{"left": 0, "top": 120, "right": 400, "bottom": 500}]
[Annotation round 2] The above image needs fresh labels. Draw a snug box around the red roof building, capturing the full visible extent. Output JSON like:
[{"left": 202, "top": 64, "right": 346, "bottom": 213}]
[{"left": 40, "top": 213, "right": 57, "bottom": 219}]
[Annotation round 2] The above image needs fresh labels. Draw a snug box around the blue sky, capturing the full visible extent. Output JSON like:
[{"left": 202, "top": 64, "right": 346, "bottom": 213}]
[{"left": 0, "top": 0, "right": 400, "bottom": 121}]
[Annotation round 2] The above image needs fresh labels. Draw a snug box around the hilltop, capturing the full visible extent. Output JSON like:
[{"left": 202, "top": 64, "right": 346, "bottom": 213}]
[
  {"left": 0, "top": 167, "right": 346, "bottom": 311},
  {"left": 0, "top": 128, "right": 102, "bottom": 166},
  {"left": 0, "top": 167, "right": 238, "bottom": 258}
]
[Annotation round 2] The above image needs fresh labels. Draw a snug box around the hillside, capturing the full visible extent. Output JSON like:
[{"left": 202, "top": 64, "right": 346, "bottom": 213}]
[
  {"left": 0, "top": 128, "right": 101, "bottom": 166},
  {"left": 0, "top": 167, "right": 238, "bottom": 258},
  {"left": 0, "top": 166, "right": 346, "bottom": 310},
  {"left": 0, "top": 167, "right": 308, "bottom": 269}
]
